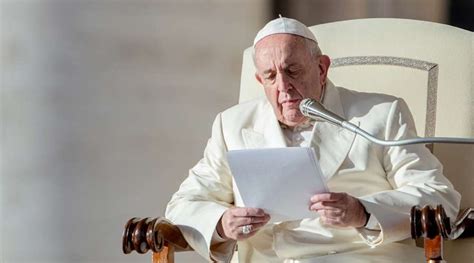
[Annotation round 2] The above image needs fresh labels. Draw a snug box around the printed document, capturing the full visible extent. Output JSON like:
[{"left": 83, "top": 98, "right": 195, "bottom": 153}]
[{"left": 227, "top": 147, "right": 328, "bottom": 222}]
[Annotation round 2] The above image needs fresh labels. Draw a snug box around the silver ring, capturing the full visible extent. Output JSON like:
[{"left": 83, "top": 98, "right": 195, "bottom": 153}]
[{"left": 242, "top": 224, "right": 252, "bottom": 235}]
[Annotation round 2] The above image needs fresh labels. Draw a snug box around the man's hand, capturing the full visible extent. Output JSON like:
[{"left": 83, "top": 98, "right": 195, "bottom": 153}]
[
  {"left": 217, "top": 207, "right": 271, "bottom": 241},
  {"left": 309, "top": 192, "right": 368, "bottom": 228}
]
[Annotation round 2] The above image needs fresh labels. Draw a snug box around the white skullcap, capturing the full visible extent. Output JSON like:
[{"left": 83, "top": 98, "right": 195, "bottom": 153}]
[{"left": 253, "top": 16, "right": 318, "bottom": 46}]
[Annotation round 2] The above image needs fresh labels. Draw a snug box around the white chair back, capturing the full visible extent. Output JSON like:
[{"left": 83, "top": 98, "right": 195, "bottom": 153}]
[{"left": 239, "top": 18, "right": 474, "bottom": 261}]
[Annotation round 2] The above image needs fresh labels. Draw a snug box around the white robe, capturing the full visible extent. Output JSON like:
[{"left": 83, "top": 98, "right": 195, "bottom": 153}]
[{"left": 165, "top": 82, "right": 460, "bottom": 262}]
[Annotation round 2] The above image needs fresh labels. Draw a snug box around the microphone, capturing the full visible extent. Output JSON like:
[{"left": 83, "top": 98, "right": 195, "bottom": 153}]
[
  {"left": 299, "top": 98, "right": 474, "bottom": 146},
  {"left": 300, "top": 98, "right": 345, "bottom": 126}
]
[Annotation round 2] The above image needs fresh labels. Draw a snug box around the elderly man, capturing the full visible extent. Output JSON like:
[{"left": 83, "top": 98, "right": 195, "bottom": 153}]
[{"left": 165, "top": 17, "right": 460, "bottom": 262}]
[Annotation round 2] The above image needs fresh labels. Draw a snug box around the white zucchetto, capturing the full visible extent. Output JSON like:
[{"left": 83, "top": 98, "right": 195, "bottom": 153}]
[{"left": 253, "top": 16, "right": 318, "bottom": 46}]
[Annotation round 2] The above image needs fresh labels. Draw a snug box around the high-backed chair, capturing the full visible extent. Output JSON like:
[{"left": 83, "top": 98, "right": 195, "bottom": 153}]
[{"left": 123, "top": 18, "right": 474, "bottom": 263}]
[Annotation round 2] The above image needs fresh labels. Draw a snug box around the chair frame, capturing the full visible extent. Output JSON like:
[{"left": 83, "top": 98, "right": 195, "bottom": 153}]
[{"left": 122, "top": 206, "right": 473, "bottom": 263}]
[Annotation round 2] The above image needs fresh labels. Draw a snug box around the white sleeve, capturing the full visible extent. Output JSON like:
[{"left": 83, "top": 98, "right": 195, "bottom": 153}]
[
  {"left": 165, "top": 113, "right": 236, "bottom": 261},
  {"left": 357, "top": 98, "right": 460, "bottom": 246}
]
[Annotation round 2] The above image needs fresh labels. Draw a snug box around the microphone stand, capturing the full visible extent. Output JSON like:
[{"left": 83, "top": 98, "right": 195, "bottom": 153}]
[{"left": 299, "top": 98, "right": 474, "bottom": 146}]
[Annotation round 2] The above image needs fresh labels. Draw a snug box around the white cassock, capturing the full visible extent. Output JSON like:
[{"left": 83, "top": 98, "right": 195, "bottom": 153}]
[{"left": 165, "top": 81, "right": 460, "bottom": 262}]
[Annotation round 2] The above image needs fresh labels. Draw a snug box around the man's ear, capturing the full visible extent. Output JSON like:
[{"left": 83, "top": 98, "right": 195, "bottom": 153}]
[
  {"left": 318, "top": 55, "right": 331, "bottom": 84},
  {"left": 255, "top": 73, "right": 263, "bottom": 85}
]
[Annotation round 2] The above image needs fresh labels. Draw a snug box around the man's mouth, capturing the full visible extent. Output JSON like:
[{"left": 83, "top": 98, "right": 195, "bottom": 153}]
[{"left": 281, "top": 99, "right": 301, "bottom": 106}]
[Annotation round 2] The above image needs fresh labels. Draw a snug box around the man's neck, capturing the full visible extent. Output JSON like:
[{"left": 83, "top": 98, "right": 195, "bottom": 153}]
[{"left": 280, "top": 118, "right": 314, "bottom": 131}]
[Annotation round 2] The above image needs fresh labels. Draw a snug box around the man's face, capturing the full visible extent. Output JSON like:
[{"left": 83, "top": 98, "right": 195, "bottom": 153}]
[{"left": 254, "top": 34, "right": 330, "bottom": 127}]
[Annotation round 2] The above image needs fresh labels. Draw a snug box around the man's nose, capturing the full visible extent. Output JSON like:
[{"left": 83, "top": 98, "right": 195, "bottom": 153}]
[{"left": 276, "top": 73, "right": 292, "bottom": 92}]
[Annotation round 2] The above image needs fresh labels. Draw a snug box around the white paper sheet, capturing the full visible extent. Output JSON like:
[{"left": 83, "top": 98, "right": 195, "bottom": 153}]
[{"left": 227, "top": 147, "right": 328, "bottom": 222}]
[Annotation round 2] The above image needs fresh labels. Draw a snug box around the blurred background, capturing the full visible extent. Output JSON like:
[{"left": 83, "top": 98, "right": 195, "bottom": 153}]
[{"left": 1, "top": 0, "right": 473, "bottom": 262}]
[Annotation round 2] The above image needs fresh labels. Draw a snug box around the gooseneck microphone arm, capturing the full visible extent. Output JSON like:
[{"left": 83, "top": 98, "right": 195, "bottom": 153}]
[{"left": 299, "top": 98, "right": 474, "bottom": 146}]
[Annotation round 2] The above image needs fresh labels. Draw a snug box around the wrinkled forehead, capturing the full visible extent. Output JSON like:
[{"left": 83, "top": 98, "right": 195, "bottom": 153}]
[{"left": 254, "top": 34, "right": 310, "bottom": 64}]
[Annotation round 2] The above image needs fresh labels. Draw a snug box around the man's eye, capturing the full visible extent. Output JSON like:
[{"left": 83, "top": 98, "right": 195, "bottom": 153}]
[
  {"left": 287, "top": 69, "right": 299, "bottom": 76},
  {"left": 265, "top": 74, "right": 275, "bottom": 80}
]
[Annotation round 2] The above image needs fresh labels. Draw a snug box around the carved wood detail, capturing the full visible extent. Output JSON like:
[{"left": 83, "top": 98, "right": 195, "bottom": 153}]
[
  {"left": 122, "top": 217, "right": 191, "bottom": 257},
  {"left": 411, "top": 205, "right": 474, "bottom": 263}
]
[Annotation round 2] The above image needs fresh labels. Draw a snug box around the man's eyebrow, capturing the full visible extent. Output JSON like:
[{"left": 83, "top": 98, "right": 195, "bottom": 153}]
[
  {"left": 262, "top": 62, "right": 300, "bottom": 75},
  {"left": 285, "top": 62, "right": 301, "bottom": 68}
]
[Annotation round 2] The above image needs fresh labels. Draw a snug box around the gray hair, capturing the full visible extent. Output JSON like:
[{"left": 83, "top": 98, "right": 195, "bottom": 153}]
[{"left": 252, "top": 37, "right": 322, "bottom": 67}]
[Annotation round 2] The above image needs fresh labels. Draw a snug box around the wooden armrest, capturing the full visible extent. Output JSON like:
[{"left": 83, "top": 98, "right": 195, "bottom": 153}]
[
  {"left": 411, "top": 206, "right": 474, "bottom": 240},
  {"left": 411, "top": 205, "right": 474, "bottom": 262},
  {"left": 450, "top": 207, "right": 474, "bottom": 239},
  {"left": 122, "top": 217, "right": 192, "bottom": 262},
  {"left": 122, "top": 209, "right": 473, "bottom": 262}
]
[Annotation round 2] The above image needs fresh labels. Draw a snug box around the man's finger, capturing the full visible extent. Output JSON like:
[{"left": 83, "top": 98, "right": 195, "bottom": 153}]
[
  {"left": 247, "top": 221, "right": 269, "bottom": 232},
  {"left": 233, "top": 215, "right": 271, "bottom": 226},
  {"left": 232, "top": 207, "right": 267, "bottom": 217},
  {"left": 317, "top": 209, "right": 343, "bottom": 218},
  {"left": 309, "top": 201, "right": 345, "bottom": 211},
  {"left": 235, "top": 221, "right": 269, "bottom": 240},
  {"left": 310, "top": 192, "right": 345, "bottom": 203}
]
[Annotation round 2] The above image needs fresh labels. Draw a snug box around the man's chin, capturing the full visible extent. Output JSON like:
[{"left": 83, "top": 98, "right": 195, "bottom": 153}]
[{"left": 280, "top": 115, "right": 307, "bottom": 127}]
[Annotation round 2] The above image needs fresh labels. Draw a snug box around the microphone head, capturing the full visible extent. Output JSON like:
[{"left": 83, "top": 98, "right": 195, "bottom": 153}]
[
  {"left": 299, "top": 98, "right": 325, "bottom": 117},
  {"left": 299, "top": 98, "right": 345, "bottom": 125}
]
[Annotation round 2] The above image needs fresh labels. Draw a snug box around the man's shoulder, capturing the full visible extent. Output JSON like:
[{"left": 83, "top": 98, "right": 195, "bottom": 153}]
[
  {"left": 336, "top": 86, "right": 402, "bottom": 119},
  {"left": 337, "top": 86, "right": 399, "bottom": 106}
]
